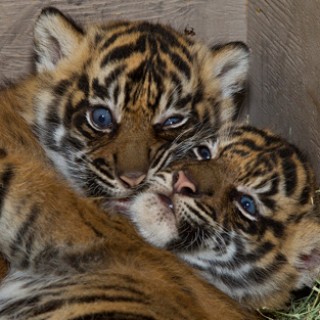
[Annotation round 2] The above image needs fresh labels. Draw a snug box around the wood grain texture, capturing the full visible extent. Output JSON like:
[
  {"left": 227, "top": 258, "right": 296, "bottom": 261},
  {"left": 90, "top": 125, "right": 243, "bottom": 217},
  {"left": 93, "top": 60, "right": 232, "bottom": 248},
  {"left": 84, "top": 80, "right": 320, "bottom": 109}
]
[
  {"left": 248, "top": 1, "right": 320, "bottom": 180},
  {"left": 0, "top": 0, "right": 246, "bottom": 81}
]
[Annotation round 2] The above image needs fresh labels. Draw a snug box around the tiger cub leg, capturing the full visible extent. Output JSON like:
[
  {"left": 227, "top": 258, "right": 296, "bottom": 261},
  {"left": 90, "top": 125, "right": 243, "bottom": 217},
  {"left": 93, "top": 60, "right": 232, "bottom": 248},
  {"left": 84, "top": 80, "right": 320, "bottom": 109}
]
[
  {"left": 0, "top": 150, "right": 261, "bottom": 320},
  {"left": 0, "top": 148, "right": 127, "bottom": 272}
]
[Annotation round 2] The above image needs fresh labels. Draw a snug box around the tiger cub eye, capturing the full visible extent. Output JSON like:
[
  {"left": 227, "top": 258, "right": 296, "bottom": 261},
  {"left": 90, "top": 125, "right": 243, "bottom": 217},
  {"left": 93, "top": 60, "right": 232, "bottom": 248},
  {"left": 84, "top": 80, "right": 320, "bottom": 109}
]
[{"left": 89, "top": 107, "right": 113, "bottom": 131}]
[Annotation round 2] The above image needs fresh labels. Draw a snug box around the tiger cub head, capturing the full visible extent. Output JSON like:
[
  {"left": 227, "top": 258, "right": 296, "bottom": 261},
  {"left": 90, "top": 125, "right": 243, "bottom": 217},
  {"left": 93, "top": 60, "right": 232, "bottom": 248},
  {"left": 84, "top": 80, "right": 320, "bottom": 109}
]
[
  {"left": 129, "top": 124, "right": 320, "bottom": 309},
  {"left": 23, "top": 7, "right": 249, "bottom": 198}
]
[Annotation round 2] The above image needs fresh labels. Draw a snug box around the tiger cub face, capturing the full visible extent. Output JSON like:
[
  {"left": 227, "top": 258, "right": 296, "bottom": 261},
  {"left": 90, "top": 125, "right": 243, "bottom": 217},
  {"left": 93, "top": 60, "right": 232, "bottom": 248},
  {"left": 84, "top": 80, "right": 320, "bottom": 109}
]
[
  {"left": 23, "top": 8, "right": 249, "bottom": 198},
  {"left": 129, "top": 125, "right": 320, "bottom": 309}
]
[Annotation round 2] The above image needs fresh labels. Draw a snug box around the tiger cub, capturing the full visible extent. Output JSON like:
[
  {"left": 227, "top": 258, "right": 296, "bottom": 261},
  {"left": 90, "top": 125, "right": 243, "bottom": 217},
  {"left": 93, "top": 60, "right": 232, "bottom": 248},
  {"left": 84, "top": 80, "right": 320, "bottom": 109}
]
[
  {"left": 127, "top": 124, "right": 320, "bottom": 309},
  {"left": 11, "top": 7, "right": 249, "bottom": 200},
  {"left": 0, "top": 115, "right": 257, "bottom": 319}
]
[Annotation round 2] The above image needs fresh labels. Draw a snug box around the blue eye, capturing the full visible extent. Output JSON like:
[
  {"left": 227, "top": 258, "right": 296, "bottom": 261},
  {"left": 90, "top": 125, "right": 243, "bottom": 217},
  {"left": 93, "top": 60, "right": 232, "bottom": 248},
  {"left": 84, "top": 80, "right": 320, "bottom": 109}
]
[
  {"left": 239, "top": 195, "right": 256, "bottom": 216},
  {"left": 90, "top": 107, "right": 113, "bottom": 130},
  {"left": 196, "top": 146, "right": 211, "bottom": 160},
  {"left": 163, "top": 116, "right": 184, "bottom": 127}
]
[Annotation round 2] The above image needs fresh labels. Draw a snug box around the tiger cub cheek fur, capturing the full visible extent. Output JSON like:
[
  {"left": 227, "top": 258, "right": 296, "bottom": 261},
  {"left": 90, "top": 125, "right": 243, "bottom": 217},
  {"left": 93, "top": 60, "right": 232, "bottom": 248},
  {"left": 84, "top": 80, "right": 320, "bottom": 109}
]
[
  {"left": 21, "top": 8, "right": 250, "bottom": 199},
  {"left": 128, "top": 125, "right": 320, "bottom": 309},
  {"left": 130, "top": 192, "right": 179, "bottom": 248}
]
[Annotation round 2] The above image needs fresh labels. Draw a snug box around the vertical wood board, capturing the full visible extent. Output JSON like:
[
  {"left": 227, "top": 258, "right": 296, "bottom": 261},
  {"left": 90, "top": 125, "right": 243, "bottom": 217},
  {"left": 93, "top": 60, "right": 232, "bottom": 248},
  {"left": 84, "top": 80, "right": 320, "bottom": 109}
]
[
  {"left": 0, "top": 0, "right": 246, "bottom": 81},
  {"left": 248, "top": 1, "right": 320, "bottom": 180}
]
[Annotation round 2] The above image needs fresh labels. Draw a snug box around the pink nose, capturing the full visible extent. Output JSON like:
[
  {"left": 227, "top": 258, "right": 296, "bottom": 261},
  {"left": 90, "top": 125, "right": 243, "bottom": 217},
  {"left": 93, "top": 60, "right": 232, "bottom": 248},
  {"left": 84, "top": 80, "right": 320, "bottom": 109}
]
[
  {"left": 173, "top": 170, "right": 197, "bottom": 195},
  {"left": 119, "top": 172, "right": 146, "bottom": 188}
]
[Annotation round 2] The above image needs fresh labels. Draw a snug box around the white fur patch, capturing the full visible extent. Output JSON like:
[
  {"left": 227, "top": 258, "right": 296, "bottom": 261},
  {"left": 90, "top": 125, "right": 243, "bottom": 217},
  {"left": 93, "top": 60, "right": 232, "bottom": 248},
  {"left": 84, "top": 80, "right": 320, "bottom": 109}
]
[{"left": 129, "top": 192, "right": 178, "bottom": 248}]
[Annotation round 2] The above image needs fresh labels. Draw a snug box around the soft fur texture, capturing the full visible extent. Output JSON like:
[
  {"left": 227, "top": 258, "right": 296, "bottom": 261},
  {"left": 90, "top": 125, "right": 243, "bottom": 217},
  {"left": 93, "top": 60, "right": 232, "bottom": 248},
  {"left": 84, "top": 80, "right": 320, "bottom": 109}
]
[
  {"left": 0, "top": 7, "right": 257, "bottom": 320},
  {"left": 18, "top": 7, "right": 249, "bottom": 200},
  {"left": 128, "top": 124, "right": 320, "bottom": 309},
  {"left": 0, "top": 128, "right": 256, "bottom": 319}
]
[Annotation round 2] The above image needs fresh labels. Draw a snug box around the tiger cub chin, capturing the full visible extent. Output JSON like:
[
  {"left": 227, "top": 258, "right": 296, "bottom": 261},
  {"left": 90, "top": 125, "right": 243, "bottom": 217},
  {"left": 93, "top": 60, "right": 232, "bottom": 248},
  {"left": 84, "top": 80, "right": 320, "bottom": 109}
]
[{"left": 128, "top": 124, "right": 320, "bottom": 309}]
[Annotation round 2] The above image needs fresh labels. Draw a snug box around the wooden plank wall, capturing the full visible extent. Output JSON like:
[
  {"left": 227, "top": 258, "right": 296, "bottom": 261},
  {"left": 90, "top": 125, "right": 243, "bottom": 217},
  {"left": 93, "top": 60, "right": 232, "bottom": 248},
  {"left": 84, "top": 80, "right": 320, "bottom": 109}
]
[
  {"left": 248, "top": 1, "right": 320, "bottom": 180},
  {"left": 0, "top": 0, "right": 246, "bottom": 81}
]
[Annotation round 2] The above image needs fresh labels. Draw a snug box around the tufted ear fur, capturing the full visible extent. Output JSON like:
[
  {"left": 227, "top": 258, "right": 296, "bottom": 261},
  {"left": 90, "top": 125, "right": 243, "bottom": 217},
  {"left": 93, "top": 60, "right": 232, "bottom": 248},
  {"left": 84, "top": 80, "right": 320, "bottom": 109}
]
[
  {"left": 210, "top": 42, "right": 249, "bottom": 100},
  {"left": 34, "top": 7, "right": 84, "bottom": 72}
]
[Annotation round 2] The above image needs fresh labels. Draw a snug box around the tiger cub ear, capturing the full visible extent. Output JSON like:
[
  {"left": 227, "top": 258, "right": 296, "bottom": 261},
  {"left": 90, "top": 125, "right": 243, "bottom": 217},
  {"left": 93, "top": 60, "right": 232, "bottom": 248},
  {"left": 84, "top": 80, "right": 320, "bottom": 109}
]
[
  {"left": 210, "top": 42, "right": 249, "bottom": 101},
  {"left": 34, "top": 7, "right": 84, "bottom": 72}
]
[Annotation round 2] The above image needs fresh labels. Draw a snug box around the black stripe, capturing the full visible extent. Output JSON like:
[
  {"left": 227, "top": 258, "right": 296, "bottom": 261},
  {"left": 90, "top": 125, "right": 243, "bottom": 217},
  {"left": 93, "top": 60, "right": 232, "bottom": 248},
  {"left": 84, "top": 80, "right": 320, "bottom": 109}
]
[
  {"left": 192, "top": 87, "right": 203, "bottom": 108},
  {"left": 175, "top": 94, "right": 192, "bottom": 109},
  {"left": 170, "top": 52, "right": 191, "bottom": 79},
  {"left": 220, "top": 139, "right": 263, "bottom": 156},
  {"left": 0, "top": 164, "right": 14, "bottom": 215},
  {"left": 46, "top": 106, "right": 61, "bottom": 129},
  {"left": 278, "top": 147, "right": 294, "bottom": 159},
  {"left": 241, "top": 138, "right": 263, "bottom": 151},
  {"left": 63, "top": 99, "right": 74, "bottom": 127},
  {"left": 261, "top": 216, "right": 285, "bottom": 238},
  {"left": 0, "top": 296, "right": 40, "bottom": 316},
  {"left": 85, "top": 175, "right": 114, "bottom": 197},
  {"left": 95, "top": 33, "right": 103, "bottom": 46},
  {"left": 104, "top": 65, "right": 125, "bottom": 86},
  {"left": 61, "top": 135, "right": 85, "bottom": 151},
  {"left": 33, "top": 245, "right": 60, "bottom": 270},
  {"left": 206, "top": 240, "right": 274, "bottom": 269},
  {"left": 163, "top": 72, "right": 182, "bottom": 110},
  {"left": 169, "top": 72, "right": 182, "bottom": 96},
  {"left": 282, "top": 158, "right": 297, "bottom": 196},
  {"left": 101, "top": 35, "right": 146, "bottom": 67},
  {"left": 92, "top": 158, "right": 114, "bottom": 180},
  {"left": 208, "top": 253, "right": 287, "bottom": 289},
  {"left": 0, "top": 148, "right": 7, "bottom": 159},
  {"left": 148, "top": 82, "right": 162, "bottom": 111},
  {"left": 103, "top": 21, "right": 190, "bottom": 54},
  {"left": 33, "top": 295, "right": 149, "bottom": 316},
  {"left": 20, "top": 232, "right": 35, "bottom": 268},
  {"left": 184, "top": 203, "right": 210, "bottom": 223},
  {"left": 260, "top": 196, "right": 276, "bottom": 211},
  {"left": 54, "top": 79, "right": 72, "bottom": 96},
  {"left": 123, "top": 81, "right": 132, "bottom": 110},
  {"left": 286, "top": 211, "right": 307, "bottom": 224},
  {"left": 195, "top": 201, "right": 216, "bottom": 220},
  {"left": 113, "top": 83, "right": 120, "bottom": 105},
  {"left": 245, "top": 253, "right": 287, "bottom": 284},
  {"left": 71, "top": 312, "right": 155, "bottom": 320},
  {"left": 92, "top": 78, "right": 109, "bottom": 99},
  {"left": 102, "top": 33, "right": 122, "bottom": 51},
  {"left": 94, "top": 285, "right": 147, "bottom": 298},
  {"left": 8, "top": 295, "right": 151, "bottom": 319},
  {"left": 234, "top": 126, "right": 282, "bottom": 147},
  {"left": 150, "top": 147, "right": 172, "bottom": 172},
  {"left": 245, "top": 241, "right": 275, "bottom": 262},
  {"left": 10, "top": 205, "right": 40, "bottom": 257},
  {"left": 128, "top": 61, "right": 148, "bottom": 84},
  {"left": 299, "top": 185, "right": 311, "bottom": 205},
  {"left": 235, "top": 217, "right": 259, "bottom": 236},
  {"left": 78, "top": 74, "right": 90, "bottom": 97}
]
